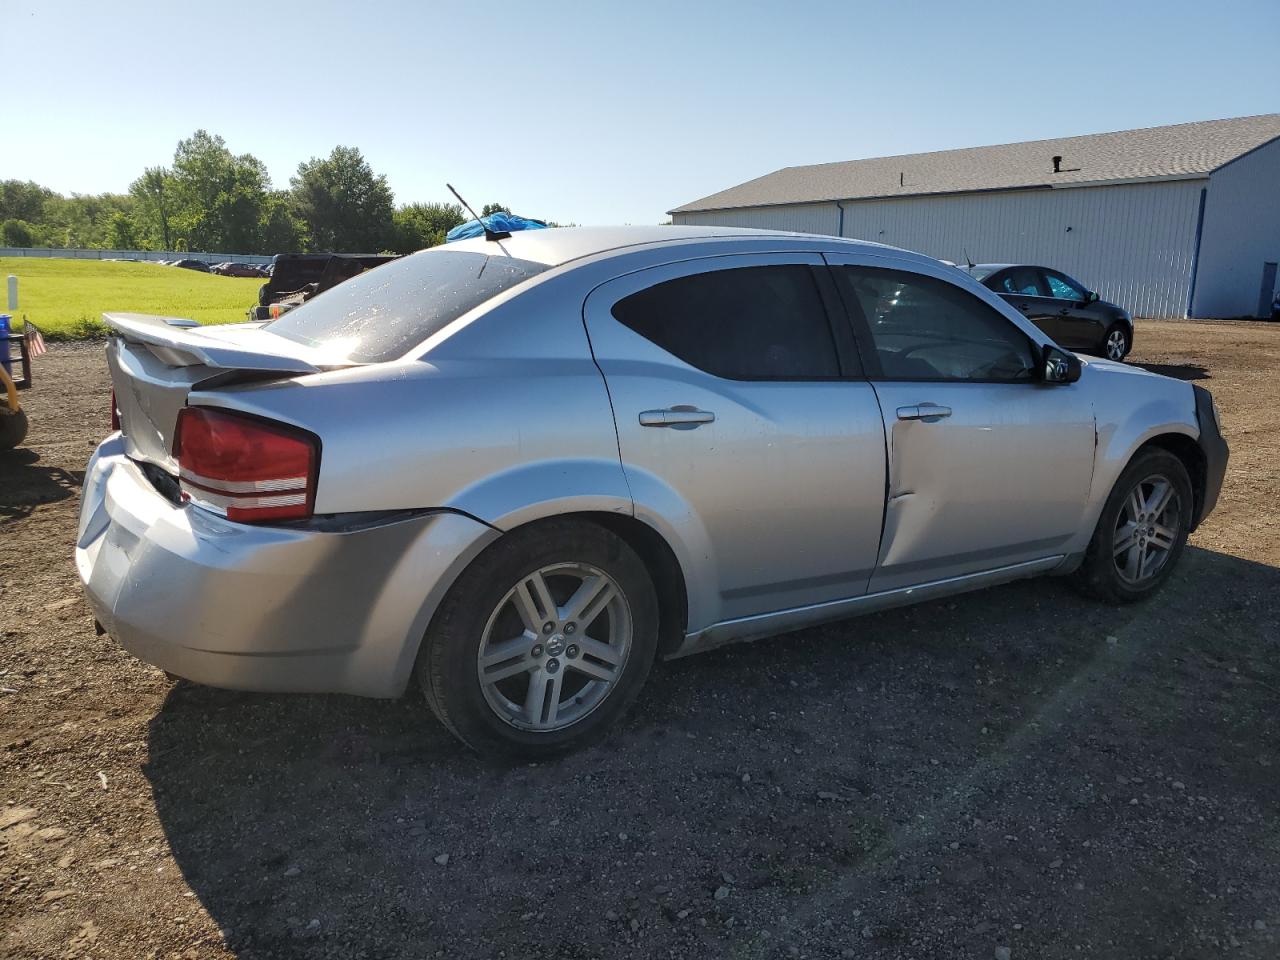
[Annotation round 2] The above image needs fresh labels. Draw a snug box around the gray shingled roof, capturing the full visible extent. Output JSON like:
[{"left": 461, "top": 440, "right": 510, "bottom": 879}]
[{"left": 670, "top": 114, "right": 1280, "bottom": 213}]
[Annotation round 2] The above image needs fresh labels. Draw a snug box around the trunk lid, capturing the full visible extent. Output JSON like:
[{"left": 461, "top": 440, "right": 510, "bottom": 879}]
[{"left": 103, "top": 312, "right": 348, "bottom": 474}]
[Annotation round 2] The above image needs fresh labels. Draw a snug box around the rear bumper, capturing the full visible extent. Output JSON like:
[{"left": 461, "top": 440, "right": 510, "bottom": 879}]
[
  {"left": 76, "top": 435, "right": 499, "bottom": 697},
  {"left": 1192, "top": 385, "right": 1229, "bottom": 529}
]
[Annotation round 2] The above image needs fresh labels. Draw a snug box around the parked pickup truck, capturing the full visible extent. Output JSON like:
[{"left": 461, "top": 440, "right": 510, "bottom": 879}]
[{"left": 250, "top": 253, "right": 400, "bottom": 321}]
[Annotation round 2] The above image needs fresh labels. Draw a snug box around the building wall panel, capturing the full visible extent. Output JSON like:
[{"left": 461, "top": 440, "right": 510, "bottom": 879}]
[
  {"left": 677, "top": 181, "right": 1204, "bottom": 318},
  {"left": 835, "top": 182, "right": 1204, "bottom": 318},
  {"left": 1196, "top": 138, "right": 1280, "bottom": 317},
  {"left": 673, "top": 203, "right": 838, "bottom": 235}
]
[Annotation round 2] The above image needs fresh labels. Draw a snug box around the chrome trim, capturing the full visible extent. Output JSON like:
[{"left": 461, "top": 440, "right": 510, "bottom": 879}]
[
  {"left": 179, "top": 467, "right": 308, "bottom": 494},
  {"left": 675, "top": 556, "right": 1065, "bottom": 657},
  {"left": 895, "top": 403, "right": 952, "bottom": 421},
  {"left": 638, "top": 408, "right": 716, "bottom": 427},
  {"left": 181, "top": 486, "right": 308, "bottom": 514}
]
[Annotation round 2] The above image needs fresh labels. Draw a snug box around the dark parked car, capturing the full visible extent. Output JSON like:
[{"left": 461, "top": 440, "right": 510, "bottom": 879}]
[
  {"left": 210, "top": 261, "right": 267, "bottom": 278},
  {"left": 957, "top": 264, "right": 1133, "bottom": 361},
  {"left": 171, "top": 259, "right": 211, "bottom": 273}
]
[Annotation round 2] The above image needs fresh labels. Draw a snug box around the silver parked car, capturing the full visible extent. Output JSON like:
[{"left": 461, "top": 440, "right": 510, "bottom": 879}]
[{"left": 78, "top": 227, "right": 1228, "bottom": 757}]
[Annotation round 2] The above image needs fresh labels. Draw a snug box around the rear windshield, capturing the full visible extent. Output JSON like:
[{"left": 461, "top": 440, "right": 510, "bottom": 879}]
[
  {"left": 961, "top": 265, "right": 1002, "bottom": 282},
  {"left": 265, "top": 250, "right": 548, "bottom": 362}
]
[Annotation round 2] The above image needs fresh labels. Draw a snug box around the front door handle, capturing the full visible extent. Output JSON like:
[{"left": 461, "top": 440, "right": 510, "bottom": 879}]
[
  {"left": 896, "top": 403, "right": 952, "bottom": 421},
  {"left": 639, "top": 406, "right": 716, "bottom": 428}
]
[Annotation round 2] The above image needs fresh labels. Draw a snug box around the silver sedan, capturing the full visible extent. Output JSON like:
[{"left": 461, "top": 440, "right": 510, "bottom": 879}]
[{"left": 77, "top": 227, "right": 1228, "bottom": 756}]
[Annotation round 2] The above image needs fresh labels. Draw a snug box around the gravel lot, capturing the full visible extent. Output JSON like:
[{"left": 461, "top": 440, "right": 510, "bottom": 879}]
[{"left": 2, "top": 320, "right": 1278, "bottom": 960}]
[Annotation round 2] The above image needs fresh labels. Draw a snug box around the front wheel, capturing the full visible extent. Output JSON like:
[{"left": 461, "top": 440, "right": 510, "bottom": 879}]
[
  {"left": 1072, "top": 448, "right": 1193, "bottom": 603},
  {"left": 1102, "top": 323, "right": 1131, "bottom": 361},
  {"left": 418, "top": 518, "right": 658, "bottom": 759},
  {"left": 0, "top": 409, "right": 28, "bottom": 450}
]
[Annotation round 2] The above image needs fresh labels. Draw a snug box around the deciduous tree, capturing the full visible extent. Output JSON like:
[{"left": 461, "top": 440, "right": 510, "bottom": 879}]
[{"left": 290, "top": 146, "right": 395, "bottom": 253}]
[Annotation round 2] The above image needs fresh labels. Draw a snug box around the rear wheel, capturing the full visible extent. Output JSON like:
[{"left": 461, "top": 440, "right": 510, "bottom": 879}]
[
  {"left": 1072, "top": 448, "right": 1192, "bottom": 602},
  {"left": 0, "top": 409, "right": 28, "bottom": 450},
  {"left": 418, "top": 518, "right": 658, "bottom": 759},
  {"left": 1102, "top": 323, "right": 1131, "bottom": 361}
]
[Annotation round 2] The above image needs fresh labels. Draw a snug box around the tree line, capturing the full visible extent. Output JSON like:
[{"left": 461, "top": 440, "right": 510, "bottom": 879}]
[{"left": 0, "top": 131, "right": 519, "bottom": 256}]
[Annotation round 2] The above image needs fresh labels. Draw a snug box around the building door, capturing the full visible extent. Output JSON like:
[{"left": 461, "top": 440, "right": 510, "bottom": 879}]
[{"left": 1259, "top": 262, "right": 1278, "bottom": 319}]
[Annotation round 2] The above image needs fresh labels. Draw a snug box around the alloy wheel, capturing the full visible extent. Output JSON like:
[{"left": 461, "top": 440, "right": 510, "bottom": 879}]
[
  {"left": 1106, "top": 329, "right": 1128, "bottom": 361},
  {"left": 476, "top": 562, "right": 633, "bottom": 732},
  {"left": 1112, "top": 473, "right": 1181, "bottom": 584}
]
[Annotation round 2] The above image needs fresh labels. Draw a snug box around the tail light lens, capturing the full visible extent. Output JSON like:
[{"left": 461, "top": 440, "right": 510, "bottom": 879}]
[
  {"left": 173, "top": 407, "right": 318, "bottom": 523},
  {"left": 110, "top": 390, "right": 120, "bottom": 432}
]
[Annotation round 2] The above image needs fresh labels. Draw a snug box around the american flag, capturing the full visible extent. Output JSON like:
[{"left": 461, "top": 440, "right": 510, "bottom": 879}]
[{"left": 24, "top": 320, "right": 46, "bottom": 358}]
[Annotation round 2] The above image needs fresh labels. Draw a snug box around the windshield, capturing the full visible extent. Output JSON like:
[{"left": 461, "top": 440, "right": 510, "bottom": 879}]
[{"left": 266, "top": 250, "right": 548, "bottom": 362}]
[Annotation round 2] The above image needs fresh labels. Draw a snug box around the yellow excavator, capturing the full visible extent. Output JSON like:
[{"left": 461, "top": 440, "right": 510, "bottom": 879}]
[{"left": 1, "top": 322, "right": 31, "bottom": 450}]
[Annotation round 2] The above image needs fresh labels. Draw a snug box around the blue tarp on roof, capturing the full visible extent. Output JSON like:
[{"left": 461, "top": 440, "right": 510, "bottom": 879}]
[{"left": 446, "top": 212, "right": 549, "bottom": 243}]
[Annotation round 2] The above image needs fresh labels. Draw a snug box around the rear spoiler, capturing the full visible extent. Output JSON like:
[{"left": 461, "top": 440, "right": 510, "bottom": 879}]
[{"left": 103, "top": 312, "right": 324, "bottom": 374}]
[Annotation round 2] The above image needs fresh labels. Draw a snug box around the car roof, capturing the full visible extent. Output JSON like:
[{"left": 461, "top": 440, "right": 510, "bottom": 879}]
[{"left": 440, "top": 224, "right": 914, "bottom": 268}]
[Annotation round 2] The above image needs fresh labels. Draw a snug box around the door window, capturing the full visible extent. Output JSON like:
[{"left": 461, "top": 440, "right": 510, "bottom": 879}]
[
  {"left": 995, "top": 267, "right": 1049, "bottom": 297},
  {"left": 835, "top": 266, "right": 1036, "bottom": 382},
  {"left": 1044, "top": 270, "right": 1088, "bottom": 302},
  {"left": 610, "top": 265, "right": 841, "bottom": 380}
]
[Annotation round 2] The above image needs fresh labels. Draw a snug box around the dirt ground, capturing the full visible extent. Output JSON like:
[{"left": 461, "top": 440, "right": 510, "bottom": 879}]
[{"left": 2, "top": 321, "right": 1278, "bottom": 960}]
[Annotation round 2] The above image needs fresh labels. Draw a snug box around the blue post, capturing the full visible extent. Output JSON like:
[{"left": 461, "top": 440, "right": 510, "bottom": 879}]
[{"left": 0, "top": 315, "right": 11, "bottom": 378}]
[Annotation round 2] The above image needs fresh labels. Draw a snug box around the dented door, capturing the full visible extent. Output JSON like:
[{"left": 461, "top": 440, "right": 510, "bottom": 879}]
[{"left": 865, "top": 381, "right": 1095, "bottom": 593}]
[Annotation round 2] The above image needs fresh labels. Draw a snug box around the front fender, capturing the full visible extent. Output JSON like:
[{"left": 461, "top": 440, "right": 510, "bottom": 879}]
[{"left": 1071, "top": 361, "right": 1199, "bottom": 552}]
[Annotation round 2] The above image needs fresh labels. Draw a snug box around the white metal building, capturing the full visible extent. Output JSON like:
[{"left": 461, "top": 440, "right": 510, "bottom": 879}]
[{"left": 670, "top": 115, "right": 1280, "bottom": 319}]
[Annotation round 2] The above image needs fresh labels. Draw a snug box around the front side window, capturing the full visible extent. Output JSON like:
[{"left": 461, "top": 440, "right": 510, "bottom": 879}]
[
  {"left": 610, "top": 265, "right": 841, "bottom": 380},
  {"left": 1044, "top": 270, "right": 1087, "bottom": 302},
  {"left": 266, "top": 250, "right": 548, "bottom": 363},
  {"left": 835, "top": 266, "right": 1036, "bottom": 382}
]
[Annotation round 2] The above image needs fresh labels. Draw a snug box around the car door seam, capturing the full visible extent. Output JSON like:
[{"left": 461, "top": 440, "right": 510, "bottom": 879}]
[
  {"left": 865, "top": 379, "right": 894, "bottom": 564},
  {"left": 580, "top": 297, "right": 636, "bottom": 517}
]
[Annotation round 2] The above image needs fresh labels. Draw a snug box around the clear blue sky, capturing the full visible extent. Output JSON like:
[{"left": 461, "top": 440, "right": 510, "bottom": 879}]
[{"left": 6, "top": 0, "right": 1276, "bottom": 225}]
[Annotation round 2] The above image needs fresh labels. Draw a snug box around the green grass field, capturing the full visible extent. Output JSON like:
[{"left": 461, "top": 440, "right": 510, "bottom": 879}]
[{"left": 0, "top": 258, "right": 264, "bottom": 340}]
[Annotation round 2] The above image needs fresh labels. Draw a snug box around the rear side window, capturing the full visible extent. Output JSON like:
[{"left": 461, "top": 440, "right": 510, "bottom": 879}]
[
  {"left": 995, "top": 267, "right": 1048, "bottom": 297},
  {"left": 266, "top": 250, "right": 547, "bottom": 362},
  {"left": 610, "top": 265, "right": 840, "bottom": 380},
  {"left": 835, "top": 266, "right": 1036, "bottom": 382}
]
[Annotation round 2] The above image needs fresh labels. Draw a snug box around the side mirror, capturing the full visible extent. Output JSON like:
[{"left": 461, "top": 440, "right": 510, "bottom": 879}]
[
  {"left": 1086, "top": 290, "right": 1100, "bottom": 303},
  {"left": 1041, "top": 345, "right": 1082, "bottom": 384}
]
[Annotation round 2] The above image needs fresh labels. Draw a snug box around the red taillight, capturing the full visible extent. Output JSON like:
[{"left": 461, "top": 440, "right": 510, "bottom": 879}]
[
  {"left": 173, "top": 407, "right": 318, "bottom": 523},
  {"left": 110, "top": 390, "right": 120, "bottom": 432}
]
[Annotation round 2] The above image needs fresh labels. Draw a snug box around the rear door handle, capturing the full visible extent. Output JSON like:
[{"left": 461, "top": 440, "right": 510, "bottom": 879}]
[
  {"left": 896, "top": 403, "right": 952, "bottom": 421},
  {"left": 639, "top": 407, "right": 716, "bottom": 428}
]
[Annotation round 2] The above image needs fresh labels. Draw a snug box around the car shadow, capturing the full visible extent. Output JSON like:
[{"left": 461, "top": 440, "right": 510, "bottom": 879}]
[
  {"left": 0, "top": 448, "right": 83, "bottom": 522},
  {"left": 1133, "top": 361, "right": 1210, "bottom": 381},
  {"left": 144, "top": 545, "right": 1280, "bottom": 957}
]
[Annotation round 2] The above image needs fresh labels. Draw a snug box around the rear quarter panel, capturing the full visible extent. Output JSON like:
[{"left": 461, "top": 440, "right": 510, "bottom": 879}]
[{"left": 188, "top": 272, "right": 631, "bottom": 524}]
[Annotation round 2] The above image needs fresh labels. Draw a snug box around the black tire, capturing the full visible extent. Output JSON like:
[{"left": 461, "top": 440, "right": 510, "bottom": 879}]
[
  {"left": 0, "top": 409, "right": 28, "bottom": 450},
  {"left": 1072, "top": 448, "right": 1193, "bottom": 603},
  {"left": 1100, "top": 323, "right": 1131, "bottom": 361},
  {"left": 418, "top": 518, "right": 658, "bottom": 759}
]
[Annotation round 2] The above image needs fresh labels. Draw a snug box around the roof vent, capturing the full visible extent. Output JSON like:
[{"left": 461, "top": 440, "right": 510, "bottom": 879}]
[{"left": 1052, "top": 155, "right": 1063, "bottom": 173}]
